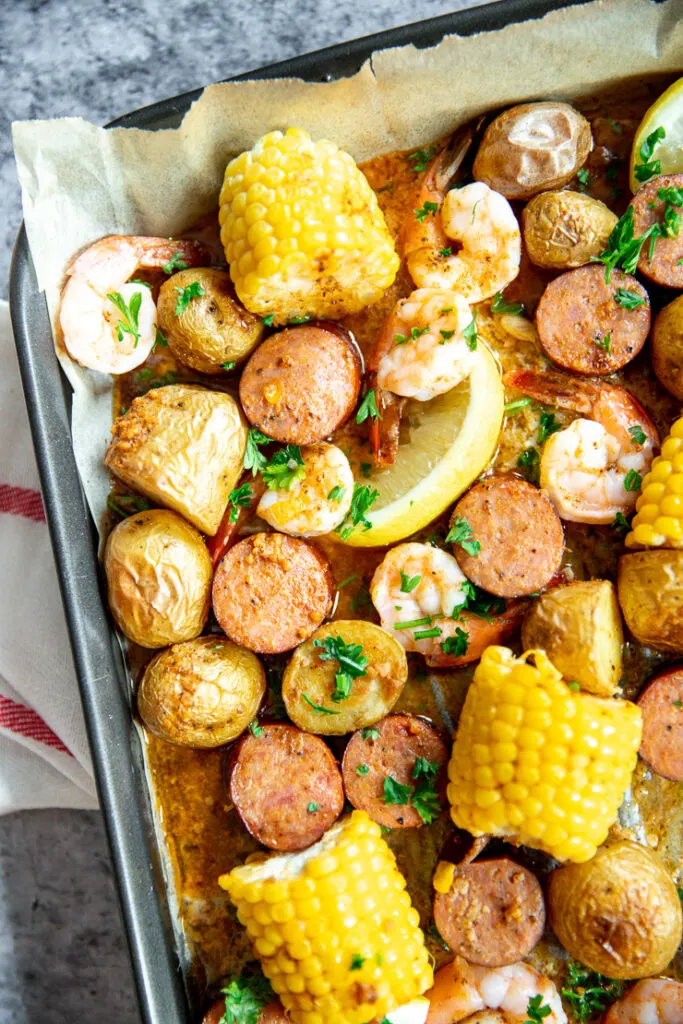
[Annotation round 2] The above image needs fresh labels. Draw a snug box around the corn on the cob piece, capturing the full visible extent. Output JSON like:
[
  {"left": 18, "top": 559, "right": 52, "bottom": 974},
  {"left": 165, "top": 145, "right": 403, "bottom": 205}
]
[
  {"left": 626, "top": 413, "right": 683, "bottom": 548},
  {"left": 448, "top": 646, "right": 642, "bottom": 864},
  {"left": 219, "top": 127, "right": 399, "bottom": 323},
  {"left": 219, "top": 811, "right": 432, "bottom": 1024}
]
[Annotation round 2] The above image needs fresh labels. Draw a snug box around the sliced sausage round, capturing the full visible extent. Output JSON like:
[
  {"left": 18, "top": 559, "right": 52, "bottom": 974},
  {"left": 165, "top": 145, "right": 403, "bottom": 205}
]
[
  {"left": 341, "top": 713, "right": 449, "bottom": 829},
  {"left": 637, "top": 667, "right": 683, "bottom": 782},
  {"left": 229, "top": 723, "right": 344, "bottom": 851},
  {"left": 202, "top": 1000, "right": 289, "bottom": 1024},
  {"left": 535, "top": 265, "right": 650, "bottom": 375},
  {"left": 632, "top": 173, "right": 683, "bottom": 288},
  {"left": 433, "top": 857, "right": 545, "bottom": 966},
  {"left": 212, "top": 532, "right": 334, "bottom": 654},
  {"left": 450, "top": 475, "right": 564, "bottom": 599},
  {"left": 239, "top": 322, "right": 362, "bottom": 444}
]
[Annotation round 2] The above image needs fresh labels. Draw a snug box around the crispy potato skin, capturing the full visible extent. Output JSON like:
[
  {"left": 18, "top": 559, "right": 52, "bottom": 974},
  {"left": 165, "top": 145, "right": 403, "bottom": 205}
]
[
  {"left": 137, "top": 636, "right": 265, "bottom": 747},
  {"left": 104, "top": 509, "right": 211, "bottom": 648},
  {"left": 652, "top": 294, "right": 683, "bottom": 401},
  {"left": 522, "top": 190, "right": 617, "bottom": 269},
  {"left": 521, "top": 580, "right": 623, "bottom": 695},
  {"left": 105, "top": 385, "right": 247, "bottom": 535},
  {"left": 157, "top": 268, "right": 264, "bottom": 374},
  {"left": 618, "top": 551, "right": 683, "bottom": 653},
  {"left": 282, "top": 620, "right": 408, "bottom": 735},
  {"left": 548, "top": 840, "right": 683, "bottom": 978},
  {"left": 473, "top": 102, "right": 592, "bottom": 200}
]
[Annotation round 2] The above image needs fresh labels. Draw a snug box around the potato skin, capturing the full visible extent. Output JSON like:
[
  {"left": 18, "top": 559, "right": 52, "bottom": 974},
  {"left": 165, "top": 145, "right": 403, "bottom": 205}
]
[
  {"left": 105, "top": 385, "right": 247, "bottom": 535},
  {"left": 282, "top": 620, "right": 408, "bottom": 735},
  {"left": 618, "top": 551, "right": 683, "bottom": 653},
  {"left": 548, "top": 840, "right": 683, "bottom": 978},
  {"left": 652, "top": 294, "right": 683, "bottom": 401},
  {"left": 137, "top": 636, "right": 265, "bottom": 747},
  {"left": 104, "top": 509, "right": 211, "bottom": 648},
  {"left": 157, "top": 268, "right": 263, "bottom": 374},
  {"left": 522, "top": 191, "right": 617, "bottom": 269},
  {"left": 521, "top": 580, "right": 623, "bottom": 695},
  {"left": 473, "top": 102, "right": 592, "bottom": 200}
]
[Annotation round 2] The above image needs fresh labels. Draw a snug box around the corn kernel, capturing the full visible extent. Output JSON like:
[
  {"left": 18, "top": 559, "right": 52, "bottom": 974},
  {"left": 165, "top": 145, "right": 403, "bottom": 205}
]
[
  {"left": 448, "top": 647, "right": 642, "bottom": 862},
  {"left": 627, "top": 414, "right": 683, "bottom": 548}
]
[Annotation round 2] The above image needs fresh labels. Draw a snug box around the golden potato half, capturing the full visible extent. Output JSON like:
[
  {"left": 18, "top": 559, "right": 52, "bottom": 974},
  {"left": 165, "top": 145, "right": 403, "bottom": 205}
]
[
  {"left": 548, "top": 840, "right": 682, "bottom": 978},
  {"left": 105, "top": 385, "right": 247, "bottom": 535},
  {"left": 522, "top": 580, "right": 623, "bottom": 695},
  {"left": 522, "top": 191, "right": 617, "bottom": 269},
  {"left": 104, "top": 509, "right": 211, "bottom": 648},
  {"left": 618, "top": 550, "right": 683, "bottom": 653},
  {"left": 157, "top": 268, "right": 264, "bottom": 374},
  {"left": 282, "top": 620, "right": 408, "bottom": 735},
  {"left": 138, "top": 636, "right": 265, "bottom": 747},
  {"left": 652, "top": 294, "right": 683, "bottom": 401}
]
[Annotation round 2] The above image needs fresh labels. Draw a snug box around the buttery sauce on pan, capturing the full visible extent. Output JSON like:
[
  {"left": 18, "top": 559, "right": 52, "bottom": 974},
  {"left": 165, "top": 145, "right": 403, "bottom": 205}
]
[{"left": 112, "top": 73, "right": 683, "bottom": 1012}]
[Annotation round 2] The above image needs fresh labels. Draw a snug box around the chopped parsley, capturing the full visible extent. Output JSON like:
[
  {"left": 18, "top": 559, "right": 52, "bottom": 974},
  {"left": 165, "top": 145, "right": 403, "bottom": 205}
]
[
  {"left": 457, "top": 582, "right": 505, "bottom": 622},
  {"left": 568, "top": 681, "right": 581, "bottom": 692},
  {"left": 289, "top": 315, "right": 311, "bottom": 325},
  {"left": 524, "top": 995, "right": 552, "bottom": 1024},
  {"left": 629, "top": 424, "right": 647, "bottom": 446},
  {"left": 594, "top": 205, "right": 662, "bottom": 281},
  {"left": 154, "top": 328, "right": 168, "bottom": 349},
  {"left": 220, "top": 973, "right": 274, "bottom": 1024},
  {"left": 395, "top": 325, "right": 429, "bottom": 345},
  {"left": 336, "top": 574, "right": 358, "bottom": 590},
  {"left": 106, "top": 290, "right": 142, "bottom": 347},
  {"left": 399, "top": 570, "right": 422, "bottom": 593},
  {"left": 439, "top": 247, "right": 453, "bottom": 257},
  {"left": 595, "top": 332, "right": 612, "bottom": 354},
  {"left": 356, "top": 764, "right": 370, "bottom": 776},
  {"left": 411, "top": 778, "right": 441, "bottom": 825},
  {"left": 537, "top": 410, "right": 562, "bottom": 445},
  {"left": 407, "top": 146, "right": 437, "bottom": 172},
  {"left": 350, "top": 583, "right": 373, "bottom": 612},
  {"left": 414, "top": 627, "right": 442, "bottom": 640},
  {"left": 624, "top": 469, "right": 642, "bottom": 492},
  {"left": 356, "top": 389, "right": 380, "bottom": 423},
  {"left": 307, "top": 802, "right": 319, "bottom": 813},
  {"left": 505, "top": 396, "right": 533, "bottom": 414},
  {"left": 106, "top": 493, "right": 152, "bottom": 520},
  {"left": 446, "top": 515, "right": 481, "bottom": 556},
  {"left": 415, "top": 200, "right": 439, "bottom": 222},
  {"left": 613, "top": 511, "right": 630, "bottom": 535},
  {"left": 248, "top": 721, "right": 263, "bottom": 737},
  {"left": 336, "top": 484, "right": 379, "bottom": 540},
  {"left": 174, "top": 281, "right": 205, "bottom": 316},
  {"left": 634, "top": 126, "right": 666, "bottom": 183},
  {"left": 413, "top": 757, "right": 439, "bottom": 780},
  {"left": 243, "top": 428, "right": 271, "bottom": 475},
  {"left": 560, "top": 960, "right": 624, "bottom": 1021},
  {"left": 463, "top": 312, "right": 478, "bottom": 350},
  {"left": 302, "top": 694, "right": 340, "bottom": 716},
  {"left": 383, "top": 776, "right": 413, "bottom": 806},
  {"left": 393, "top": 616, "right": 433, "bottom": 630},
  {"left": 262, "top": 314, "right": 275, "bottom": 327},
  {"left": 383, "top": 761, "right": 441, "bottom": 824},
  {"left": 359, "top": 461, "right": 373, "bottom": 480},
  {"left": 491, "top": 292, "right": 524, "bottom": 315},
  {"left": 313, "top": 634, "right": 368, "bottom": 703},
  {"left": 576, "top": 167, "right": 591, "bottom": 191},
  {"left": 673, "top": 700, "right": 682, "bottom": 710},
  {"left": 440, "top": 628, "right": 470, "bottom": 657},
  {"left": 362, "top": 728, "right": 379, "bottom": 741},
  {"left": 222, "top": 361, "right": 235, "bottom": 371},
  {"left": 227, "top": 483, "right": 253, "bottom": 522},
  {"left": 614, "top": 288, "right": 645, "bottom": 309},
  {"left": 350, "top": 954, "right": 365, "bottom": 971},
  {"left": 439, "top": 329, "right": 456, "bottom": 343},
  {"left": 262, "top": 445, "right": 306, "bottom": 490},
  {"left": 517, "top": 446, "right": 541, "bottom": 485},
  {"left": 327, "top": 485, "right": 345, "bottom": 502},
  {"left": 161, "top": 251, "right": 188, "bottom": 275}
]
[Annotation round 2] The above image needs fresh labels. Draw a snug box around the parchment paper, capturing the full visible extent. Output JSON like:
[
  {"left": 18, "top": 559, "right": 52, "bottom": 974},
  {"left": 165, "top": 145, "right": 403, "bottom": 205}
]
[{"left": 11, "top": 0, "right": 683, "bottom": 528}]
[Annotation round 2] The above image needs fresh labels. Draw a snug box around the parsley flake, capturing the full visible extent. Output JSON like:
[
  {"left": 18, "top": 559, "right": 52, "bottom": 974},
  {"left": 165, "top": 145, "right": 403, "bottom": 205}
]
[
  {"left": 228, "top": 482, "right": 253, "bottom": 522},
  {"left": 537, "top": 411, "right": 562, "bottom": 445},
  {"left": 624, "top": 469, "right": 642, "bottom": 492},
  {"left": 350, "top": 954, "right": 365, "bottom": 971},
  {"left": 446, "top": 515, "right": 481, "bottom": 556},
  {"left": 307, "top": 802, "right": 319, "bottom": 813},
  {"left": 106, "top": 290, "right": 142, "bottom": 347},
  {"left": 576, "top": 167, "right": 591, "bottom": 192},
  {"left": 517, "top": 447, "right": 541, "bottom": 484},
  {"left": 222, "top": 361, "right": 236, "bottom": 371},
  {"left": 383, "top": 776, "right": 413, "bottom": 806},
  {"left": 248, "top": 721, "right": 263, "bottom": 737},
  {"left": 439, "top": 247, "right": 453, "bottom": 257},
  {"left": 400, "top": 570, "right": 422, "bottom": 593},
  {"left": 243, "top": 428, "right": 271, "bottom": 475},
  {"left": 629, "top": 424, "right": 647, "bottom": 446},
  {"left": 594, "top": 205, "right": 662, "bottom": 281},
  {"left": 174, "top": 281, "right": 205, "bottom": 316},
  {"left": 411, "top": 778, "right": 441, "bottom": 824},
  {"left": 154, "top": 328, "right": 168, "bottom": 349},
  {"left": 595, "top": 331, "right": 612, "bottom": 354},
  {"left": 336, "top": 484, "right": 379, "bottom": 540},
  {"left": 491, "top": 292, "right": 524, "bottom": 315},
  {"left": 220, "top": 974, "right": 274, "bottom": 1024},
  {"left": 561, "top": 960, "right": 624, "bottom": 1021},
  {"left": 327, "top": 486, "right": 345, "bottom": 504},
  {"left": 313, "top": 634, "right": 368, "bottom": 703},
  {"left": 614, "top": 288, "right": 645, "bottom": 309},
  {"left": 302, "top": 694, "right": 340, "bottom": 716},
  {"left": 356, "top": 389, "right": 380, "bottom": 423},
  {"left": 413, "top": 757, "right": 439, "bottom": 780},
  {"left": 440, "top": 628, "right": 470, "bottom": 657},
  {"left": 613, "top": 511, "right": 630, "bottom": 535},
  {"left": 439, "top": 329, "right": 456, "bottom": 343},
  {"left": 356, "top": 764, "right": 370, "bottom": 776},
  {"left": 262, "top": 445, "right": 306, "bottom": 490},
  {"left": 262, "top": 314, "right": 275, "bottom": 327},
  {"left": 634, "top": 126, "right": 666, "bottom": 183},
  {"left": 524, "top": 994, "right": 552, "bottom": 1024},
  {"left": 463, "top": 312, "right": 478, "bottom": 350},
  {"left": 407, "top": 146, "right": 436, "bottom": 172},
  {"left": 162, "top": 251, "right": 188, "bottom": 275},
  {"left": 415, "top": 200, "right": 439, "bottom": 222},
  {"left": 362, "top": 728, "right": 379, "bottom": 741}
]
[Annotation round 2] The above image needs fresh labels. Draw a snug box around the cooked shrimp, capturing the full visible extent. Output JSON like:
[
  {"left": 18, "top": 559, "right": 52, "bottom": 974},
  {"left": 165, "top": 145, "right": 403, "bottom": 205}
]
[
  {"left": 59, "top": 235, "right": 209, "bottom": 374},
  {"left": 506, "top": 368, "right": 659, "bottom": 524},
  {"left": 602, "top": 978, "right": 683, "bottom": 1023},
  {"left": 257, "top": 442, "right": 354, "bottom": 537},
  {"left": 371, "top": 289, "right": 479, "bottom": 401},
  {"left": 402, "top": 145, "right": 521, "bottom": 302},
  {"left": 426, "top": 957, "right": 567, "bottom": 1024}
]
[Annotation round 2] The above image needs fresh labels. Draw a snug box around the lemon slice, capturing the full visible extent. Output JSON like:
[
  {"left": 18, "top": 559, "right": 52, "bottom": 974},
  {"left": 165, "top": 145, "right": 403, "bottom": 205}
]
[
  {"left": 630, "top": 76, "right": 683, "bottom": 193},
  {"left": 344, "top": 342, "right": 503, "bottom": 547}
]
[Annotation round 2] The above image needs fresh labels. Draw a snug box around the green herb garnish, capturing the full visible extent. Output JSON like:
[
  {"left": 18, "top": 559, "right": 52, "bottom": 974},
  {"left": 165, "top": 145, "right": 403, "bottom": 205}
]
[
  {"left": 560, "top": 960, "right": 624, "bottom": 1021},
  {"left": 162, "top": 251, "right": 188, "bottom": 275},
  {"left": 362, "top": 728, "right": 379, "bottom": 741},
  {"left": 307, "top": 802, "right": 319, "bottom": 813},
  {"left": 302, "top": 694, "right": 340, "bottom": 716},
  {"left": 336, "top": 484, "right": 379, "bottom": 540},
  {"left": 220, "top": 973, "right": 274, "bottom": 1024},
  {"left": 517, "top": 446, "right": 541, "bottom": 484},
  {"left": 629, "top": 424, "right": 647, "bottom": 446},
  {"left": 383, "top": 776, "right": 413, "bottom": 806},
  {"left": 415, "top": 200, "right": 439, "bottom": 222},
  {"left": 356, "top": 389, "right": 380, "bottom": 423},
  {"left": 634, "top": 126, "right": 666, "bottom": 182},
  {"left": 440, "top": 628, "right": 470, "bottom": 657},
  {"left": 407, "top": 146, "right": 436, "bottom": 172},
  {"left": 400, "top": 570, "right": 422, "bottom": 593},
  {"left": 356, "top": 764, "right": 370, "bottom": 776},
  {"left": 328, "top": 485, "right": 345, "bottom": 502},
  {"left": 446, "top": 515, "right": 480, "bottom": 556},
  {"left": 262, "top": 445, "right": 306, "bottom": 490},
  {"left": 595, "top": 332, "right": 612, "bottom": 354},
  {"left": 243, "top": 428, "right": 271, "bottom": 475},
  {"left": 248, "top": 721, "right": 263, "bottom": 737},
  {"left": 227, "top": 483, "right": 253, "bottom": 522},
  {"left": 624, "top": 469, "right": 642, "bottom": 492},
  {"left": 313, "top": 634, "right": 368, "bottom": 703},
  {"left": 463, "top": 312, "right": 478, "bottom": 350},
  {"left": 106, "top": 290, "right": 142, "bottom": 347},
  {"left": 174, "top": 281, "right": 205, "bottom": 316},
  {"left": 614, "top": 288, "right": 646, "bottom": 309},
  {"left": 491, "top": 292, "right": 524, "bottom": 315},
  {"left": 537, "top": 410, "right": 562, "bottom": 445},
  {"left": 613, "top": 511, "right": 630, "bottom": 535}
]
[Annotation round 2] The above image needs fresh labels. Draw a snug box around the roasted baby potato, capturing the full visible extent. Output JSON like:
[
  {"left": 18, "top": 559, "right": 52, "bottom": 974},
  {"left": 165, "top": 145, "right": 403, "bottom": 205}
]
[
  {"left": 282, "top": 620, "right": 408, "bottom": 735},
  {"left": 105, "top": 385, "right": 247, "bottom": 535},
  {"left": 104, "top": 509, "right": 211, "bottom": 648},
  {"left": 618, "top": 551, "right": 683, "bottom": 653},
  {"left": 137, "top": 636, "right": 265, "bottom": 747},
  {"left": 652, "top": 294, "right": 683, "bottom": 401},
  {"left": 473, "top": 102, "right": 592, "bottom": 200},
  {"left": 548, "top": 840, "right": 683, "bottom": 978},
  {"left": 157, "top": 268, "right": 264, "bottom": 374},
  {"left": 521, "top": 580, "right": 623, "bottom": 695},
  {"left": 522, "top": 191, "right": 617, "bottom": 269}
]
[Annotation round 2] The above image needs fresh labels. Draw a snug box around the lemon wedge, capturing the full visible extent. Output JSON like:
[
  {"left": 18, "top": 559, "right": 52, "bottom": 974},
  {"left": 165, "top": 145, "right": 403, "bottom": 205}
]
[
  {"left": 344, "top": 341, "right": 503, "bottom": 547},
  {"left": 630, "top": 76, "right": 683, "bottom": 193}
]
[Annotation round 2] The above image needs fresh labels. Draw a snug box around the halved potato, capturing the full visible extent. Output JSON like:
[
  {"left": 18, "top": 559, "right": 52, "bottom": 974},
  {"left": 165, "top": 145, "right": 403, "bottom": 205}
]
[
  {"left": 521, "top": 580, "right": 623, "bottom": 695},
  {"left": 105, "top": 385, "right": 247, "bottom": 535},
  {"left": 282, "top": 620, "right": 408, "bottom": 735},
  {"left": 618, "top": 551, "right": 683, "bottom": 653},
  {"left": 138, "top": 635, "right": 265, "bottom": 747}
]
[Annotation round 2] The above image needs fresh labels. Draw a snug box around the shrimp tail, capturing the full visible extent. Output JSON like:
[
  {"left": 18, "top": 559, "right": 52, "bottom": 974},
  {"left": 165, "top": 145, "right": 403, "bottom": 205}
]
[
  {"left": 504, "top": 367, "right": 599, "bottom": 415},
  {"left": 431, "top": 115, "right": 487, "bottom": 194},
  {"left": 205, "top": 473, "right": 265, "bottom": 569},
  {"left": 425, "top": 600, "right": 528, "bottom": 669},
  {"left": 370, "top": 380, "right": 405, "bottom": 467}
]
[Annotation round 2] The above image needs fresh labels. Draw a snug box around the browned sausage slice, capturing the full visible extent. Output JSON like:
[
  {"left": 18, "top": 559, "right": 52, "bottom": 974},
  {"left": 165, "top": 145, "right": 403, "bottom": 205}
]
[
  {"left": 341, "top": 713, "right": 449, "bottom": 829},
  {"left": 212, "top": 533, "right": 334, "bottom": 653},
  {"left": 637, "top": 667, "right": 683, "bottom": 782},
  {"left": 450, "top": 475, "right": 564, "bottom": 599},
  {"left": 239, "top": 322, "right": 362, "bottom": 445},
  {"left": 535, "top": 265, "right": 650, "bottom": 375},
  {"left": 633, "top": 173, "right": 683, "bottom": 288},
  {"left": 202, "top": 999, "right": 289, "bottom": 1024},
  {"left": 229, "top": 723, "right": 344, "bottom": 851},
  {"left": 433, "top": 858, "right": 545, "bottom": 966}
]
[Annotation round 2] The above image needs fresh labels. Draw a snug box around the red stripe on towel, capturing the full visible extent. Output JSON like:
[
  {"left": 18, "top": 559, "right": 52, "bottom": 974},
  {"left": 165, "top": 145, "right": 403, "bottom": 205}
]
[
  {"left": 0, "top": 483, "right": 45, "bottom": 522},
  {"left": 0, "top": 695, "right": 71, "bottom": 756}
]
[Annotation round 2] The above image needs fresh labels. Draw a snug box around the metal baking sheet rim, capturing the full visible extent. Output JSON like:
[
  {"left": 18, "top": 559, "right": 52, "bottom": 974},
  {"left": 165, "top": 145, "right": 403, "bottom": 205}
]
[{"left": 7, "top": 2, "right": 604, "bottom": 1021}]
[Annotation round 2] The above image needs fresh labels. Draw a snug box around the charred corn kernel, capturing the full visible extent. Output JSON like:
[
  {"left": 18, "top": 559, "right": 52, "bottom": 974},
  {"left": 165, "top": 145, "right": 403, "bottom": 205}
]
[
  {"left": 219, "top": 812, "right": 432, "bottom": 1024},
  {"left": 219, "top": 128, "right": 399, "bottom": 323},
  {"left": 448, "top": 647, "right": 642, "bottom": 863},
  {"left": 627, "top": 413, "right": 683, "bottom": 548}
]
